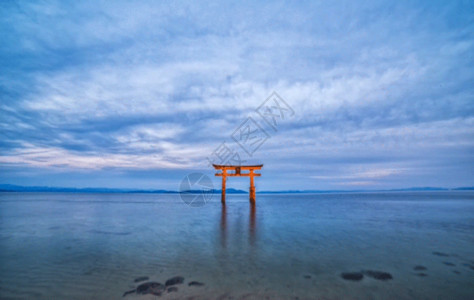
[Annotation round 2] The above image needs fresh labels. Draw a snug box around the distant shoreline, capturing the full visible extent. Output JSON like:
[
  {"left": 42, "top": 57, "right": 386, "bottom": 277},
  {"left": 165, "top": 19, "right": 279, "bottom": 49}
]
[{"left": 0, "top": 184, "right": 472, "bottom": 194}]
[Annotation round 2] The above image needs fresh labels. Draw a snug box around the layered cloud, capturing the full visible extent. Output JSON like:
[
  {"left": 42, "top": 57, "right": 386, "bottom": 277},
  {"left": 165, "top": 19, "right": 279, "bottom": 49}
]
[{"left": 0, "top": 1, "right": 473, "bottom": 189}]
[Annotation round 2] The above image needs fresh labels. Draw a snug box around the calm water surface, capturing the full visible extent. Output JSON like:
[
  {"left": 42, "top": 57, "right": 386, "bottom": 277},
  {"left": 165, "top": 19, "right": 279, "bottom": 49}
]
[{"left": 0, "top": 192, "right": 473, "bottom": 299}]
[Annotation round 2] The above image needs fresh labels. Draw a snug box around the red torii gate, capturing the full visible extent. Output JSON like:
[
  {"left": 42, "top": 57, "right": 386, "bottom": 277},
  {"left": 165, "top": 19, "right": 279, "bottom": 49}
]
[{"left": 213, "top": 164, "right": 263, "bottom": 204}]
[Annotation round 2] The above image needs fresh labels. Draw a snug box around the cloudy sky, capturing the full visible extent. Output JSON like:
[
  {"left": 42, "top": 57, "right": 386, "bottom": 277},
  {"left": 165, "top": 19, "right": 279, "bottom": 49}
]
[{"left": 0, "top": 1, "right": 473, "bottom": 190}]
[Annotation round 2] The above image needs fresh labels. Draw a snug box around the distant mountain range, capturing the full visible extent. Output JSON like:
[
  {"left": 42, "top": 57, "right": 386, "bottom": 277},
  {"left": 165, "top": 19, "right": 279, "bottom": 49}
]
[{"left": 0, "top": 184, "right": 472, "bottom": 194}]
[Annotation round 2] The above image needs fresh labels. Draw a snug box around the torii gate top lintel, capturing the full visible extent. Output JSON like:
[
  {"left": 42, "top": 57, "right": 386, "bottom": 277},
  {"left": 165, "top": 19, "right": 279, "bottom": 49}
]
[
  {"left": 212, "top": 164, "right": 263, "bottom": 204},
  {"left": 212, "top": 164, "right": 263, "bottom": 168}
]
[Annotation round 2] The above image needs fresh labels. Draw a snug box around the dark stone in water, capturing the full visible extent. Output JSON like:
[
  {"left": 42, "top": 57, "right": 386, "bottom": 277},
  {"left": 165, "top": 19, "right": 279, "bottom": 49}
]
[
  {"left": 432, "top": 251, "right": 449, "bottom": 257},
  {"left": 134, "top": 276, "right": 149, "bottom": 283},
  {"left": 189, "top": 281, "right": 205, "bottom": 286},
  {"left": 303, "top": 275, "right": 311, "bottom": 279},
  {"left": 122, "top": 289, "right": 135, "bottom": 297},
  {"left": 453, "top": 270, "right": 461, "bottom": 274},
  {"left": 136, "top": 282, "right": 165, "bottom": 295},
  {"left": 167, "top": 287, "right": 178, "bottom": 293},
  {"left": 416, "top": 273, "right": 428, "bottom": 277},
  {"left": 443, "top": 262, "right": 455, "bottom": 266},
  {"left": 413, "top": 265, "right": 427, "bottom": 271},
  {"left": 363, "top": 270, "right": 393, "bottom": 281},
  {"left": 165, "top": 276, "right": 184, "bottom": 286},
  {"left": 341, "top": 272, "right": 363, "bottom": 281}
]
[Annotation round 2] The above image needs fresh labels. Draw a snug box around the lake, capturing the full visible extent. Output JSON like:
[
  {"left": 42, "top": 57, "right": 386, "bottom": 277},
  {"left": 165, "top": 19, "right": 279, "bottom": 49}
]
[{"left": 0, "top": 191, "right": 473, "bottom": 299}]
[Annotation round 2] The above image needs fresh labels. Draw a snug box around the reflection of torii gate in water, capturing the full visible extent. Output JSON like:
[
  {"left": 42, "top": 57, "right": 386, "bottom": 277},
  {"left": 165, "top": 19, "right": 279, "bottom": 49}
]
[{"left": 212, "top": 164, "right": 263, "bottom": 204}]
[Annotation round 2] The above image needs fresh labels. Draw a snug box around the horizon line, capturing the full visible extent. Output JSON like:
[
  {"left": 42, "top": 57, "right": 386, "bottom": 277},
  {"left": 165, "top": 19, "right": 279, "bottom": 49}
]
[{"left": 0, "top": 184, "right": 473, "bottom": 194}]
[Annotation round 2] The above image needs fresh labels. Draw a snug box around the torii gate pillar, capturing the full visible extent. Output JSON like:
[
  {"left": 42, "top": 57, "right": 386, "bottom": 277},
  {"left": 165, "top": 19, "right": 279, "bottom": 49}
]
[
  {"left": 213, "top": 164, "right": 263, "bottom": 204},
  {"left": 249, "top": 169, "right": 256, "bottom": 203}
]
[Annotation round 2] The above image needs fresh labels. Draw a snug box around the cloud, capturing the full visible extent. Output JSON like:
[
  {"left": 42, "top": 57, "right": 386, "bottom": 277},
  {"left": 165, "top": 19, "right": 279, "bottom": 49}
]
[
  {"left": 312, "top": 168, "right": 403, "bottom": 180},
  {"left": 0, "top": 0, "right": 473, "bottom": 189}
]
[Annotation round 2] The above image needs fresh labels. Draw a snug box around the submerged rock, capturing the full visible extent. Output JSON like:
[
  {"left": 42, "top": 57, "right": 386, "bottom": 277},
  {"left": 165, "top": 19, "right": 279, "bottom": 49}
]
[
  {"left": 432, "top": 251, "right": 450, "bottom": 257},
  {"left": 188, "top": 281, "right": 205, "bottom": 286},
  {"left": 341, "top": 272, "right": 364, "bottom": 281},
  {"left": 443, "top": 262, "right": 455, "bottom": 266},
  {"left": 363, "top": 270, "right": 393, "bottom": 281},
  {"left": 413, "top": 265, "right": 427, "bottom": 271},
  {"left": 453, "top": 270, "right": 461, "bottom": 274},
  {"left": 462, "top": 263, "right": 474, "bottom": 270},
  {"left": 136, "top": 282, "right": 165, "bottom": 295},
  {"left": 165, "top": 276, "right": 184, "bottom": 286},
  {"left": 303, "top": 275, "right": 311, "bottom": 279},
  {"left": 167, "top": 287, "right": 178, "bottom": 293},
  {"left": 134, "top": 276, "right": 149, "bottom": 283},
  {"left": 416, "top": 273, "right": 428, "bottom": 277},
  {"left": 122, "top": 289, "right": 135, "bottom": 297}
]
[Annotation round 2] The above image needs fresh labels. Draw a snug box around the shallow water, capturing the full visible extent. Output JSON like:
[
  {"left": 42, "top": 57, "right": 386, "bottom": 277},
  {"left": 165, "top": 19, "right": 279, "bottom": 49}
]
[{"left": 0, "top": 191, "right": 473, "bottom": 299}]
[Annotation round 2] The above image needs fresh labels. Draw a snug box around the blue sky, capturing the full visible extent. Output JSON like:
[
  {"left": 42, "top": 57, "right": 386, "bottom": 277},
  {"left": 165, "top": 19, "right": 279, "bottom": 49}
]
[{"left": 0, "top": 0, "right": 473, "bottom": 190}]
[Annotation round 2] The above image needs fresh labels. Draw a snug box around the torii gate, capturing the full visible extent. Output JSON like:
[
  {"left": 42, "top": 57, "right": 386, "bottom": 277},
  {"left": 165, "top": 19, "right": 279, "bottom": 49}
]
[{"left": 213, "top": 164, "right": 263, "bottom": 204}]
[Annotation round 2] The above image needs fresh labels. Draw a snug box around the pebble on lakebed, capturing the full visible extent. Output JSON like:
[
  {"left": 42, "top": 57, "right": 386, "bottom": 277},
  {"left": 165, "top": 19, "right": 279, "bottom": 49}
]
[
  {"left": 122, "top": 289, "right": 135, "bottom": 297},
  {"left": 432, "top": 251, "right": 450, "bottom": 257},
  {"left": 165, "top": 276, "right": 185, "bottom": 286},
  {"left": 341, "top": 270, "right": 393, "bottom": 281},
  {"left": 123, "top": 276, "right": 200, "bottom": 297},
  {"left": 362, "top": 270, "right": 393, "bottom": 280},
  {"left": 341, "top": 272, "right": 364, "bottom": 281},
  {"left": 136, "top": 282, "right": 165, "bottom": 296},
  {"left": 167, "top": 286, "right": 178, "bottom": 293}
]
